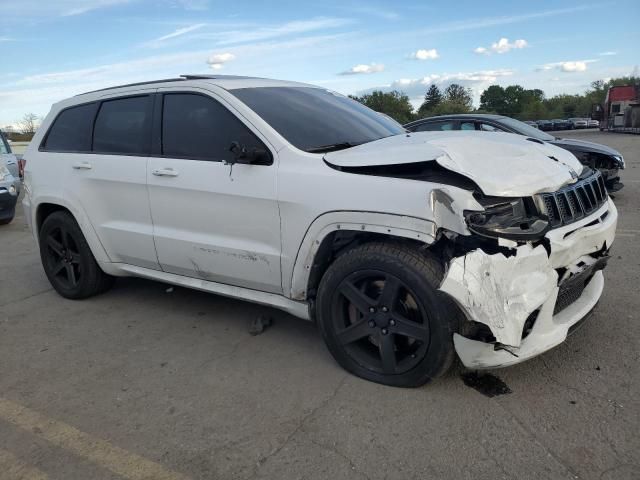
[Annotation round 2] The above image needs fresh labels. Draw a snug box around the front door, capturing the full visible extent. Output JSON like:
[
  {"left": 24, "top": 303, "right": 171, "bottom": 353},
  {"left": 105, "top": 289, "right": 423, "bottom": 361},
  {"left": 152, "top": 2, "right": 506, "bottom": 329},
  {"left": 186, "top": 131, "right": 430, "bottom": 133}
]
[{"left": 147, "top": 90, "right": 282, "bottom": 294}]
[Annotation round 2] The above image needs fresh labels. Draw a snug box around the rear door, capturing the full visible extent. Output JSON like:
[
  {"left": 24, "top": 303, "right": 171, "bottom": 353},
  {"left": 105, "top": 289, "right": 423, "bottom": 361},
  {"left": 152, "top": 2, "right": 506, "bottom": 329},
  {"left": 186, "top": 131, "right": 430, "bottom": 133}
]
[
  {"left": 147, "top": 88, "right": 282, "bottom": 293},
  {"left": 42, "top": 91, "right": 160, "bottom": 269}
]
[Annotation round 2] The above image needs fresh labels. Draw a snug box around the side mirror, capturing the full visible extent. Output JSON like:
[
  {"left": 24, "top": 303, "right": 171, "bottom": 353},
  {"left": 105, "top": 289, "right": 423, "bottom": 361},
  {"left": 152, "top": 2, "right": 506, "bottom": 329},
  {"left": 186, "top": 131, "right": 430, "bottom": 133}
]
[{"left": 228, "top": 141, "right": 270, "bottom": 165}]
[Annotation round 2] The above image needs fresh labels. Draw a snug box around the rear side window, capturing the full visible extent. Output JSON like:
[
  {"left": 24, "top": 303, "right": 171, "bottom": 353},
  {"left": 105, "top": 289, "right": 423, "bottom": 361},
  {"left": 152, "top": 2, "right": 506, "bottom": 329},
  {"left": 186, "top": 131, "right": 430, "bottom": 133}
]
[
  {"left": 42, "top": 103, "right": 96, "bottom": 152},
  {"left": 413, "top": 121, "right": 455, "bottom": 132},
  {"left": 93, "top": 96, "right": 152, "bottom": 155},
  {"left": 161, "top": 93, "right": 269, "bottom": 163}
]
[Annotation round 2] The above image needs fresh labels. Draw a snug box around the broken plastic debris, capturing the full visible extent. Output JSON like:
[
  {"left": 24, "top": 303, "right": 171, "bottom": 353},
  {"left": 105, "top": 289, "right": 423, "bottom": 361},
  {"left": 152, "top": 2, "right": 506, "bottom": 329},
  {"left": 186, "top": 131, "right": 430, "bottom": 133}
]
[{"left": 248, "top": 315, "right": 273, "bottom": 336}]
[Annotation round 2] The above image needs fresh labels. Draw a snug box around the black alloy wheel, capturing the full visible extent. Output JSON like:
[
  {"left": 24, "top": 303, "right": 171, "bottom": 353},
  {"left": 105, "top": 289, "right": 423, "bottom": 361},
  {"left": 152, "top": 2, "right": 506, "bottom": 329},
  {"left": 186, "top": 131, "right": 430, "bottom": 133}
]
[
  {"left": 39, "top": 211, "right": 114, "bottom": 299},
  {"left": 317, "top": 243, "right": 457, "bottom": 387},
  {"left": 332, "top": 270, "right": 430, "bottom": 375},
  {"left": 43, "top": 225, "right": 83, "bottom": 290}
]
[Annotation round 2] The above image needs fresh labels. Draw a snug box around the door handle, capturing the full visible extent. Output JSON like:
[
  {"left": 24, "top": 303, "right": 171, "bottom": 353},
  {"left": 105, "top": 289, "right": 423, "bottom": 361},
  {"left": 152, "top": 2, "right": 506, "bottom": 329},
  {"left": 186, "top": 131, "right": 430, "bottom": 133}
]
[
  {"left": 152, "top": 168, "right": 179, "bottom": 177},
  {"left": 72, "top": 162, "right": 92, "bottom": 170}
]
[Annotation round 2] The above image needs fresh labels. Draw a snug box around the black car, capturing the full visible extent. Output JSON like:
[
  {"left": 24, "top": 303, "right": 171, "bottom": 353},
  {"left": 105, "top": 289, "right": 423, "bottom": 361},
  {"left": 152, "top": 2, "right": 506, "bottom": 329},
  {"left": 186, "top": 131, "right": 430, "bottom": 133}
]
[
  {"left": 404, "top": 114, "right": 624, "bottom": 191},
  {"left": 536, "top": 119, "right": 555, "bottom": 131},
  {"left": 551, "top": 119, "right": 573, "bottom": 131}
]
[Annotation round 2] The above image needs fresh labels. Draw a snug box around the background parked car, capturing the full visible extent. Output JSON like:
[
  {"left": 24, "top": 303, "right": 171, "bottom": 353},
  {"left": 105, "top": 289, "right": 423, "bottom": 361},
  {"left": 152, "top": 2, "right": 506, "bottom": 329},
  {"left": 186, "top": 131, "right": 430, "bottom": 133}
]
[
  {"left": 0, "top": 130, "right": 21, "bottom": 191},
  {"left": 569, "top": 118, "right": 589, "bottom": 129},
  {"left": 404, "top": 114, "right": 624, "bottom": 191},
  {"left": 0, "top": 157, "right": 19, "bottom": 225},
  {"left": 536, "top": 119, "right": 554, "bottom": 131},
  {"left": 552, "top": 119, "right": 573, "bottom": 130},
  {"left": 524, "top": 120, "right": 539, "bottom": 129},
  {"left": 588, "top": 119, "right": 600, "bottom": 128}
]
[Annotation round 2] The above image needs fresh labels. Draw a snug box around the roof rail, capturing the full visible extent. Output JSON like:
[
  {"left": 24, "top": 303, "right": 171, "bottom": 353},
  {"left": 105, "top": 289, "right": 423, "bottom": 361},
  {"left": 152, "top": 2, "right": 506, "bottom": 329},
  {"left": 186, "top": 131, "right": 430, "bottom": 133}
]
[
  {"left": 77, "top": 74, "right": 259, "bottom": 97},
  {"left": 76, "top": 78, "right": 185, "bottom": 96},
  {"left": 180, "top": 74, "right": 256, "bottom": 80}
]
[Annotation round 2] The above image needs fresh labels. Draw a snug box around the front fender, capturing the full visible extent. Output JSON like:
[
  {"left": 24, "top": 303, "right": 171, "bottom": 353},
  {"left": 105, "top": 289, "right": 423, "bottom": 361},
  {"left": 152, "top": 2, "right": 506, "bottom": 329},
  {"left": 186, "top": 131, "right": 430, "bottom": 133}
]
[{"left": 287, "top": 211, "right": 437, "bottom": 300}]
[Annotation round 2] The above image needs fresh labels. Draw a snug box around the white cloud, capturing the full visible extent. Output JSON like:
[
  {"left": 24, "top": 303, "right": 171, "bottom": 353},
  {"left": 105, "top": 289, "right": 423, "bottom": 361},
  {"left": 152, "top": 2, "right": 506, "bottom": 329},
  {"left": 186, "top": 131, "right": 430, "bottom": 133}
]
[
  {"left": 598, "top": 51, "right": 617, "bottom": 56},
  {"left": 410, "top": 49, "right": 439, "bottom": 60},
  {"left": 203, "top": 17, "right": 353, "bottom": 46},
  {"left": 340, "top": 63, "right": 385, "bottom": 75},
  {"left": 360, "top": 69, "right": 515, "bottom": 108},
  {"left": 62, "top": 0, "right": 132, "bottom": 16},
  {"left": 539, "top": 59, "right": 597, "bottom": 72},
  {"left": 142, "top": 23, "right": 207, "bottom": 48},
  {"left": 206, "top": 52, "right": 236, "bottom": 70},
  {"left": 474, "top": 38, "right": 527, "bottom": 55}
]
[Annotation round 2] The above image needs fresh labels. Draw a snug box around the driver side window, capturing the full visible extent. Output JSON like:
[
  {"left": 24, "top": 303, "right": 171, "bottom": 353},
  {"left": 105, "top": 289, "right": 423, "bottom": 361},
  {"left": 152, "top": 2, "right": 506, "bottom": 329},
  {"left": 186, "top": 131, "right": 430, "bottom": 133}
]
[{"left": 161, "top": 93, "right": 271, "bottom": 164}]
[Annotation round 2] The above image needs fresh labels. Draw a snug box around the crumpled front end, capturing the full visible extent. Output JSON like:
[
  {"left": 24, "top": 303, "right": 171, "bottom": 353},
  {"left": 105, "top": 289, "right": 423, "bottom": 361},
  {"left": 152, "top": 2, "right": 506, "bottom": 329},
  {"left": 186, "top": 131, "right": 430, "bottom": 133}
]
[{"left": 440, "top": 197, "right": 617, "bottom": 369}]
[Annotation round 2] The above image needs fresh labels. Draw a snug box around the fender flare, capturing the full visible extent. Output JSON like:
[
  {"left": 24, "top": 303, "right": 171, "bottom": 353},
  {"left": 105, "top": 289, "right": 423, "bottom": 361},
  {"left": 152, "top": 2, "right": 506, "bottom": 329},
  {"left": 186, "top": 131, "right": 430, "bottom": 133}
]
[
  {"left": 32, "top": 195, "right": 111, "bottom": 264},
  {"left": 287, "top": 211, "right": 437, "bottom": 300}
]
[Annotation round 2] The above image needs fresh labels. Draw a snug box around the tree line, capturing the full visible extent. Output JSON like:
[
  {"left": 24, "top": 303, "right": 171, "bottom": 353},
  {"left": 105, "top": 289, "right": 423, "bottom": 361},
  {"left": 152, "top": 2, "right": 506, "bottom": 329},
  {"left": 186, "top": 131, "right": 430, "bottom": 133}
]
[{"left": 350, "top": 76, "right": 639, "bottom": 124}]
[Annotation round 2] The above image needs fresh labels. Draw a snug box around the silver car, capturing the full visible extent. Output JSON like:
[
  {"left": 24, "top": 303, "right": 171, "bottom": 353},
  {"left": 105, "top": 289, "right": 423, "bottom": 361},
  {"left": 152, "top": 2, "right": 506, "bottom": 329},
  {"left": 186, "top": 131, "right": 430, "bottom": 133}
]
[
  {"left": 0, "top": 156, "right": 19, "bottom": 225},
  {"left": 0, "top": 131, "right": 21, "bottom": 187}
]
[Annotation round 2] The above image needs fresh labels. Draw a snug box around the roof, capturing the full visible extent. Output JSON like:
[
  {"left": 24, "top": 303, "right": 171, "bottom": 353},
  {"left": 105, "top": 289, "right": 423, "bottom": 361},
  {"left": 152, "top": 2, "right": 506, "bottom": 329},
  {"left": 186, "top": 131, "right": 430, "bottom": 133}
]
[
  {"left": 607, "top": 85, "right": 637, "bottom": 103},
  {"left": 77, "top": 75, "right": 315, "bottom": 97}
]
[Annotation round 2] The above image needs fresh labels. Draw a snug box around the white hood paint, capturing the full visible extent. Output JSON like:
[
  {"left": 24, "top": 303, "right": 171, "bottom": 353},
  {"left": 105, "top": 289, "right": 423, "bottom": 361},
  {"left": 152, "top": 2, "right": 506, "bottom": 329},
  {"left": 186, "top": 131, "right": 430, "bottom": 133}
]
[{"left": 324, "top": 131, "right": 584, "bottom": 197}]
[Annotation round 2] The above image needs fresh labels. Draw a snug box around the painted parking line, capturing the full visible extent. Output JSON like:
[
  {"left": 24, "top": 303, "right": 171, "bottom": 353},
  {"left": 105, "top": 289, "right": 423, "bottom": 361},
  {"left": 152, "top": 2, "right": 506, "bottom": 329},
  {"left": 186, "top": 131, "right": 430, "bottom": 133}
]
[
  {"left": 0, "top": 398, "right": 191, "bottom": 480},
  {"left": 0, "top": 448, "right": 48, "bottom": 480}
]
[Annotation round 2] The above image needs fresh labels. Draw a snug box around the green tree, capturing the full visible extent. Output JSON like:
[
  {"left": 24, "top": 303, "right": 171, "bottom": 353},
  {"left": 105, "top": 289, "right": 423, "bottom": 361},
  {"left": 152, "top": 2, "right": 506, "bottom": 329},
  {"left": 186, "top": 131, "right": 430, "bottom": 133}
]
[
  {"left": 444, "top": 84, "right": 473, "bottom": 109},
  {"left": 350, "top": 90, "right": 415, "bottom": 124},
  {"left": 479, "top": 85, "right": 507, "bottom": 113},
  {"left": 417, "top": 84, "right": 443, "bottom": 117}
]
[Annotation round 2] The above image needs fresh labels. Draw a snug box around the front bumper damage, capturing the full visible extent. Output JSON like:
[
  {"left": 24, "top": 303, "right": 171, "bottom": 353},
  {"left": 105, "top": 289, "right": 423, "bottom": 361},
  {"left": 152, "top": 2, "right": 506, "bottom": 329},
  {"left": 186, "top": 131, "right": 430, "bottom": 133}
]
[{"left": 440, "top": 198, "right": 617, "bottom": 369}]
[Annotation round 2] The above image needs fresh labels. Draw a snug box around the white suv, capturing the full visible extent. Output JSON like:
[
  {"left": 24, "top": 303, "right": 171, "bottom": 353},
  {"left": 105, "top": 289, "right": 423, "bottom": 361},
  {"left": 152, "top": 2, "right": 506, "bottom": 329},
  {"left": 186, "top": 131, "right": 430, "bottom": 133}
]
[{"left": 23, "top": 76, "right": 617, "bottom": 387}]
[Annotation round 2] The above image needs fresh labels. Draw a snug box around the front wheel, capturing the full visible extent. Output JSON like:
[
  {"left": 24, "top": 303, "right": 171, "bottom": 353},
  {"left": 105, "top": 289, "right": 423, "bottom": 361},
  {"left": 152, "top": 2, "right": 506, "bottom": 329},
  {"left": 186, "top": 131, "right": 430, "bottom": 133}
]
[
  {"left": 316, "top": 243, "right": 457, "bottom": 387},
  {"left": 39, "top": 211, "right": 114, "bottom": 299}
]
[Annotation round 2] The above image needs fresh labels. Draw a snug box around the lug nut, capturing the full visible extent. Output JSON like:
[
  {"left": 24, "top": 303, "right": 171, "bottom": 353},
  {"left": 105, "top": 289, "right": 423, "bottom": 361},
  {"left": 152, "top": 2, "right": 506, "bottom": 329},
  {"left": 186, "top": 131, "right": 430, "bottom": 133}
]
[
  {"left": 368, "top": 320, "right": 375, "bottom": 328},
  {"left": 389, "top": 319, "right": 396, "bottom": 326},
  {"left": 381, "top": 306, "right": 389, "bottom": 313},
  {"left": 381, "top": 328, "right": 388, "bottom": 335},
  {"left": 369, "top": 307, "right": 376, "bottom": 313}
]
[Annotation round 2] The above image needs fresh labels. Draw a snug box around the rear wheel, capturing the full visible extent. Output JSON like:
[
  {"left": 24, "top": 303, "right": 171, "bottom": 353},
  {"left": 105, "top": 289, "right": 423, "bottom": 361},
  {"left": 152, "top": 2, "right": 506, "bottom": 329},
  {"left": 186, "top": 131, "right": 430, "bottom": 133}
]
[
  {"left": 316, "top": 243, "right": 457, "bottom": 387},
  {"left": 39, "top": 211, "right": 114, "bottom": 299}
]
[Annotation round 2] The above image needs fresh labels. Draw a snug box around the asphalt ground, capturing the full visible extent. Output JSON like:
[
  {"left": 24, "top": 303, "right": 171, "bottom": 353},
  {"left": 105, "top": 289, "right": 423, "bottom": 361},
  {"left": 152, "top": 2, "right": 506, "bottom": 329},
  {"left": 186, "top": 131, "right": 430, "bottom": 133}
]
[{"left": 0, "top": 130, "right": 638, "bottom": 480}]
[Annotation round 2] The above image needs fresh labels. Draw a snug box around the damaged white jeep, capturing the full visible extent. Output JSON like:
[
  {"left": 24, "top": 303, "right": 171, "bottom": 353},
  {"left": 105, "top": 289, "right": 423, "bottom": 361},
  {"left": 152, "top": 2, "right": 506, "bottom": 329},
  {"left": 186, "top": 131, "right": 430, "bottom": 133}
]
[{"left": 23, "top": 76, "right": 617, "bottom": 387}]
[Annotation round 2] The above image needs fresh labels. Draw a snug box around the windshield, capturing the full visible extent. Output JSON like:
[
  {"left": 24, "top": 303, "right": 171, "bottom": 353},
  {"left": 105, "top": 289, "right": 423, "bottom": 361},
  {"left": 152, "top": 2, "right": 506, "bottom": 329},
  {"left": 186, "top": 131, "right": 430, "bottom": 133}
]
[
  {"left": 499, "top": 116, "right": 555, "bottom": 142},
  {"left": 230, "top": 87, "right": 406, "bottom": 152}
]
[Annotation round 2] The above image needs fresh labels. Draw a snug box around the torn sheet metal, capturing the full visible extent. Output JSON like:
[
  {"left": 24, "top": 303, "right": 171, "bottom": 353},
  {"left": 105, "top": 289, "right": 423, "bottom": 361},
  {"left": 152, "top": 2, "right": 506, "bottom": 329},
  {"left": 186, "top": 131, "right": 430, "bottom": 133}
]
[
  {"left": 428, "top": 187, "right": 480, "bottom": 235},
  {"left": 439, "top": 244, "right": 557, "bottom": 347}
]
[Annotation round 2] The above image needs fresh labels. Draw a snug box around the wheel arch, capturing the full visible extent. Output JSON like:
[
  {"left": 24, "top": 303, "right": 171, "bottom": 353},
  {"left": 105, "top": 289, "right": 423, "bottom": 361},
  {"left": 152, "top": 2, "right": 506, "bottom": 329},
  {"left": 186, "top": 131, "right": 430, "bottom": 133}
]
[
  {"left": 34, "top": 198, "right": 111, "bottom": 264},
  {"left": 287, "top": 211, "right": 438, "bottom": 302}
]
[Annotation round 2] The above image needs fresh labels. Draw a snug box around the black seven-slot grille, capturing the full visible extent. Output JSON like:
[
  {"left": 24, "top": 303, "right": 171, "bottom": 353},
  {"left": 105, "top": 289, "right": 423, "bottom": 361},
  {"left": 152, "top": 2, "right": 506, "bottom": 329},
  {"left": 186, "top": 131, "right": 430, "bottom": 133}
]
[{"left": 540, "top": 171, "right": 608, "bottom": 227}]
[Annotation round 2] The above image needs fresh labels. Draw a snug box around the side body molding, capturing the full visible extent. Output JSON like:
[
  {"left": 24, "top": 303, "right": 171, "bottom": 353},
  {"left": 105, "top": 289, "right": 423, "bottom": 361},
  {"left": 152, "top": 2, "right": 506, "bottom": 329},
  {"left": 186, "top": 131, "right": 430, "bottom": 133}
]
[{"left": 288, "top": 211, "right": 437, "bottom": 300}]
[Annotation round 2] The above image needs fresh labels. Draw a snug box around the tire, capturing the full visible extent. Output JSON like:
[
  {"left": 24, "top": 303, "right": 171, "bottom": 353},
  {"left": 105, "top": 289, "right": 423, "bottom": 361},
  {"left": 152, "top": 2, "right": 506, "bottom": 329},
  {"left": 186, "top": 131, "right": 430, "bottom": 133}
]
[
  {"left": 39, "top": 211, "right": 114, "bottom": 299},
  {"left": 0, "top": 216, "right": 13, "bottom": 225},
  {"left": 316, "top": 242, "right": 457, "bottom": 387}
]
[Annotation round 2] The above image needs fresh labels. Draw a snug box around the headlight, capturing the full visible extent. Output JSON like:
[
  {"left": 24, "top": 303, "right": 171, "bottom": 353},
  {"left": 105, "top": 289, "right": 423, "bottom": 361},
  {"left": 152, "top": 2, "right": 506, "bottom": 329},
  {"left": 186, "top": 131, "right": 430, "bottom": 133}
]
[
  {"left": 464, "top": 197, "right": 549, "bottom": 240},
  {"left": 0, "top": 165, "right": 10, "bottom": 181},
  {"left": 612, "top": 155, "right": 625, "bottom": 169}
]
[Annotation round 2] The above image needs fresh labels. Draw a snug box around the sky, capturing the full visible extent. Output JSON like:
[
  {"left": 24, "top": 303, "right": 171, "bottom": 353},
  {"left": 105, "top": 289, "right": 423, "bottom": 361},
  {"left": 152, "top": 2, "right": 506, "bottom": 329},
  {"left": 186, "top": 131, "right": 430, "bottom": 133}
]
[{"left": 0, "top": 0, "right": 638, "bottom": 127}]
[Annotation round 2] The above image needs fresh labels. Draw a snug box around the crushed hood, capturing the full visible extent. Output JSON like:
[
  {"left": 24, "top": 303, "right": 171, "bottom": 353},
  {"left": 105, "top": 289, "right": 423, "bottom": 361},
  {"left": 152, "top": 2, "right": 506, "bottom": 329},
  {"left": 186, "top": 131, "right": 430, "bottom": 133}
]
[{"left": 324, "top": 131, "right": 584, "bottom": 196}]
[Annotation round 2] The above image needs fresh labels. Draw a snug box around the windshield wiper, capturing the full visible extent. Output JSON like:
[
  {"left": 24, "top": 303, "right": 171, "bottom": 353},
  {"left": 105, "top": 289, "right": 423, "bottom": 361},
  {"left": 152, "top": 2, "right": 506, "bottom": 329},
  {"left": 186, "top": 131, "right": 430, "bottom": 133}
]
[{"left": 306, "top": 142, "right": 360, "bottom": 153}]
